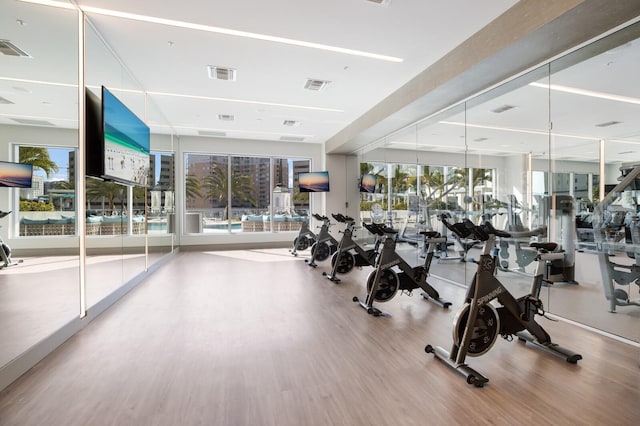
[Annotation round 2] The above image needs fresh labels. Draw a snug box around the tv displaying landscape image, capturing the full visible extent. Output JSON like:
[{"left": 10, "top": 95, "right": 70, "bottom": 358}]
[
  {"left": 359, "top": 173, "right": 377, "bottom": 193},
  {"left": 299, "top": 171, "right": 330, "bottom": 193},
  {"left": 0, "top": 161, "right": 33, "bottom": 188}
]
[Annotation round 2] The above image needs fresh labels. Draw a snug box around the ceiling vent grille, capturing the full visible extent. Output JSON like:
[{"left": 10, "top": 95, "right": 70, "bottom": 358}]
[
  {"left": 218, "top": 114, "right": 234, "bottom": 121},
  {"left": 304, "top": 79, "right": 330, "bottom": 91},
  {"left": 0, "top": 40, "right": 31, "bottom": 57},
  {"left": 198, "top": 130, "right": 227, "bottom": 137},
  {"left": 0, "top": 96, "right": 14, "bottom": 105},
  {"left": 283, "top": 120, "right": 300, "bottom": 127},
  {"left": 491, "top": 104, "right": 516, "bottom": 113},
  {"left": 10, "top": 118, "right": 54, "bottom": 126},
  {"left": 280, "top": 136, "right": 305, "bottom": 142},
  {"left": 208, "top": 66, "right": 236, "bottom": 81},
  {"left": 596, "top": 120, "right": 621, "bottom": 127}
]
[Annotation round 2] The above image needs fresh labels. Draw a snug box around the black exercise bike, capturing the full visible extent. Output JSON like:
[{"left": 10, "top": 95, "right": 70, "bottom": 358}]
[
  {"left": 425, "top": 215, "right": 582, "bottom": 387},
  {"left": 353, "top": 223, "right": 451, "bottom": 316},
  {"left": 322, "top": 213, "right": 380, "bottom": 283}
]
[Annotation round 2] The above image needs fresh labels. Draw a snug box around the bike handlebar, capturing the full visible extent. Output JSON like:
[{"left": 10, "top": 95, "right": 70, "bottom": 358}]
[{"left": 439, "top": 214, "right": 511, "bottom": 241}]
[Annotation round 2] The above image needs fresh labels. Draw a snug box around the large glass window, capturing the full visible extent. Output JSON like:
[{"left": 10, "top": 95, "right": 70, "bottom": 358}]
[{"left": 184, "top": 153, "right": 310, "bottom": 233}]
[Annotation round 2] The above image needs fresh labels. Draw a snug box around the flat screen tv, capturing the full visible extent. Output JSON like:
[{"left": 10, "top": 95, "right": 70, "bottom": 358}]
[
  {"left": 299, "top": 171, "right": 330, "bottom": 193},
  {"left": 0, "top": 161, "right": 33, "bottom": 188},
  {"left": 85, "top": 86, "right": 150, "bottom": 186},
  {"left": 359, "top": 173, "right": 377, "bottom": 193}
]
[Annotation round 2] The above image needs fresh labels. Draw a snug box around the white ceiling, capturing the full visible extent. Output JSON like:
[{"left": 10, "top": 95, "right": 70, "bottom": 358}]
[
  {"left": 0, "top": 0, "right": 517, "bottom": 144},
  {"left": 1, "top": 0, "right": 639, "bottom": 163}
]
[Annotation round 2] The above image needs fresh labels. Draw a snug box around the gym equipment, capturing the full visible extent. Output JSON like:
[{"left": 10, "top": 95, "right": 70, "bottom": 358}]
[
  {"left": 305, "top": 213, "right": 339, "bottom": 268},
  {"left": 435, "top": 212, "right": 477, "bottom": 262},
  {"left": 497, "top": 226, "right": 546, "bottom": 272},
  {"left": 425, "top": 215, "right": 581, "bottom": 387},
  {"left": 322, "top": 214, "right": 381, "bottom": 283},
  {"left": 353, "top": 223, "right": 451, "bottom": 317},
  {"left": 290, "top": 216, "right": 316, "bottom": 256},
  {"left": 593, "top": 165, "right": 640, "bottom": 312},
  {"left": 0, "top": 211, "right": 23, "bottom": 270}
]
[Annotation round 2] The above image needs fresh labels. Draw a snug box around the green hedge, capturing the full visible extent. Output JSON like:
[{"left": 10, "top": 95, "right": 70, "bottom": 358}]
[{"left": 20, "top": 200, "right": 55, "bottom": 211}]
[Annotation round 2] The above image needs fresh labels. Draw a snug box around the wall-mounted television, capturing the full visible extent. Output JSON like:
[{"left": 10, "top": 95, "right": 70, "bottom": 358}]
[
  {"left": 85, "top": 86, "right": 150, "bottom": 186},
  {"left": 299, "top": 171, "right": 330, "bottom": 193},
  {"left": 0, "top": 161, "right": 33, "bottom": 188},
  {"left": 359, "top": 173, "right": 377, "bottom": 193}
]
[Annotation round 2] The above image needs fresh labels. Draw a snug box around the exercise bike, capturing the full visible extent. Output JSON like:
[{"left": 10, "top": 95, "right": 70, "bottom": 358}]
[
  {"left": 425, "top": 215, "right": 582, "bottom": 387},
  {"left": 290, "top": 216, "right": 316, "bottom": 256},
  {"left": 353, "top": 223, "right": 451, "bottom": 316},
  {"left": 322, "top": 214, "right": 380, "bottom": 283},
  {"left": 305, "top": 214, "right": 339, "bottom": 268},
  {"left": 0, "top": 211, "right": 23, "bottom": 270}
]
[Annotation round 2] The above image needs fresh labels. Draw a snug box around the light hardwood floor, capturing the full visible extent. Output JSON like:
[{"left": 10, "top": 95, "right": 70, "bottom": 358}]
[{"left": 0, "top": 248, "right": 639, "bottom": 425}]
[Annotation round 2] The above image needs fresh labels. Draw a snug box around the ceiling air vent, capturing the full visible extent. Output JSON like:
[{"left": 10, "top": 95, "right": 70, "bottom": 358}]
[
  {"left": 280, "top": 136, "right": 305, "bottom": 142},
  {"left": 198, "top": 130, "right": 227, "bottom": 137},
  {"left": 304, "top": 79, "right": 330, "bottom": 91},
  {"left": 0, "top": 40, "right": 31, "bottom": 57},
  {"left": 208, "top": 66, "right": 236, "bottom": 81},
  {"left": 491, "top": 104, "right": 516, "bottom": 113},
  {"left": 0, "top": 96, "right": 14, "bottom": 105},
  {"left": 596, "top": 120, "right": 621, "bottom": 127},
  {"left": 283, "top": 120, "right": 300, "bottom": 127},
  {"left": 218, "top": 114, "right": 234, "bottom": 121},
  {"left": 10, "top": 118, "right": 54, "bottom": 126}
]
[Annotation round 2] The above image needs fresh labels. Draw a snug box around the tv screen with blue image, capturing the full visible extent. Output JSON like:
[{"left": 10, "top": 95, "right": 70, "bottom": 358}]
[{"left": 101, "top": 87, "right": 150, "bottom": 186}]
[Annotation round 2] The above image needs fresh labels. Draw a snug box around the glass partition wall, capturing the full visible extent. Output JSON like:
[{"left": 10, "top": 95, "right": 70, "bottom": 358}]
[{"left": 357, "top": 20, "right": 640, "bottom": 344}]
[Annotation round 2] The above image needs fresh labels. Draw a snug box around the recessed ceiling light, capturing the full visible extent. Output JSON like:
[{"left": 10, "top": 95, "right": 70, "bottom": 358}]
[
  {"left": 283, "top": 120, "right": 300, "bottom": 127},
  {"left": 366, "top": 0, "right": 392, "bottom": 5},
  {"left": 198, "top": 130, "right": 226, "bottom": 137},
  {"left": 491, "top": 104, "right": 516, "bottom": 114},
  {"left": 0, "top": 39, "right": 31, "bottom": 57},
  {"left": 218, "top": 114, "right": 234, "bottom": 121},
  {"left": 595, "top": 120, "right": 622, "bottom": 127},
  {"left": 280, "top": 136, "right": 305, "bottom": 142},
  {"left": 10, "top": 118, "right": 54, "bottom": 126},
  {"left": 473, "top": 137, "right": 488, "bottom": 142},
  {"left": 208, "top": 66, "right": 236, "bottom": 81},
  {"left": 530, "top": 82, "right": 640, "bottom": 105},
  {"left": 304, "top": 79, "right": 330, "bottom": 91}
]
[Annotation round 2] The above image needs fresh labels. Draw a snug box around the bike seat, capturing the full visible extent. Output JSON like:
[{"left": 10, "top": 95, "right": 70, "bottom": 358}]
[
  {"left": 420, "top": 231, "right": 440, "bottom": 238},
  {"left": 530, "top": 242, "right": 558, "bottom": 252}
]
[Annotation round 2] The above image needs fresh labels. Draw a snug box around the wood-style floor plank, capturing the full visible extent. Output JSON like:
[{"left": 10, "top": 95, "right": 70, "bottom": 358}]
[{"left": 0, "top": 248, "right": 639, "bottom": 425}]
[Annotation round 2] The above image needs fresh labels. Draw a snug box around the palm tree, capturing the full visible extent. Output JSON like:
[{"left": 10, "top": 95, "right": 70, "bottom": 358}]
[
  {"left": 185, "top": 173, "right": 202, "bottom": 202},
  {"left": 203, "top": 163, "right": 256, "bottom": 220},
  {"left": 85, "top": 179, "right": 126, "bottom": 213},
  {"left": 19, "top": 146, "right": 59, "bottom": 177}
]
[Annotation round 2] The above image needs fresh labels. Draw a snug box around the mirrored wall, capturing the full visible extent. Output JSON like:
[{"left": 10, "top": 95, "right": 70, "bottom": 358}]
[
  {"left": 357, "top": 19, "right": 640, "bottom": 343},
  {"left": 0, "top": 0, "right": 175, "bottom": 384}
]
